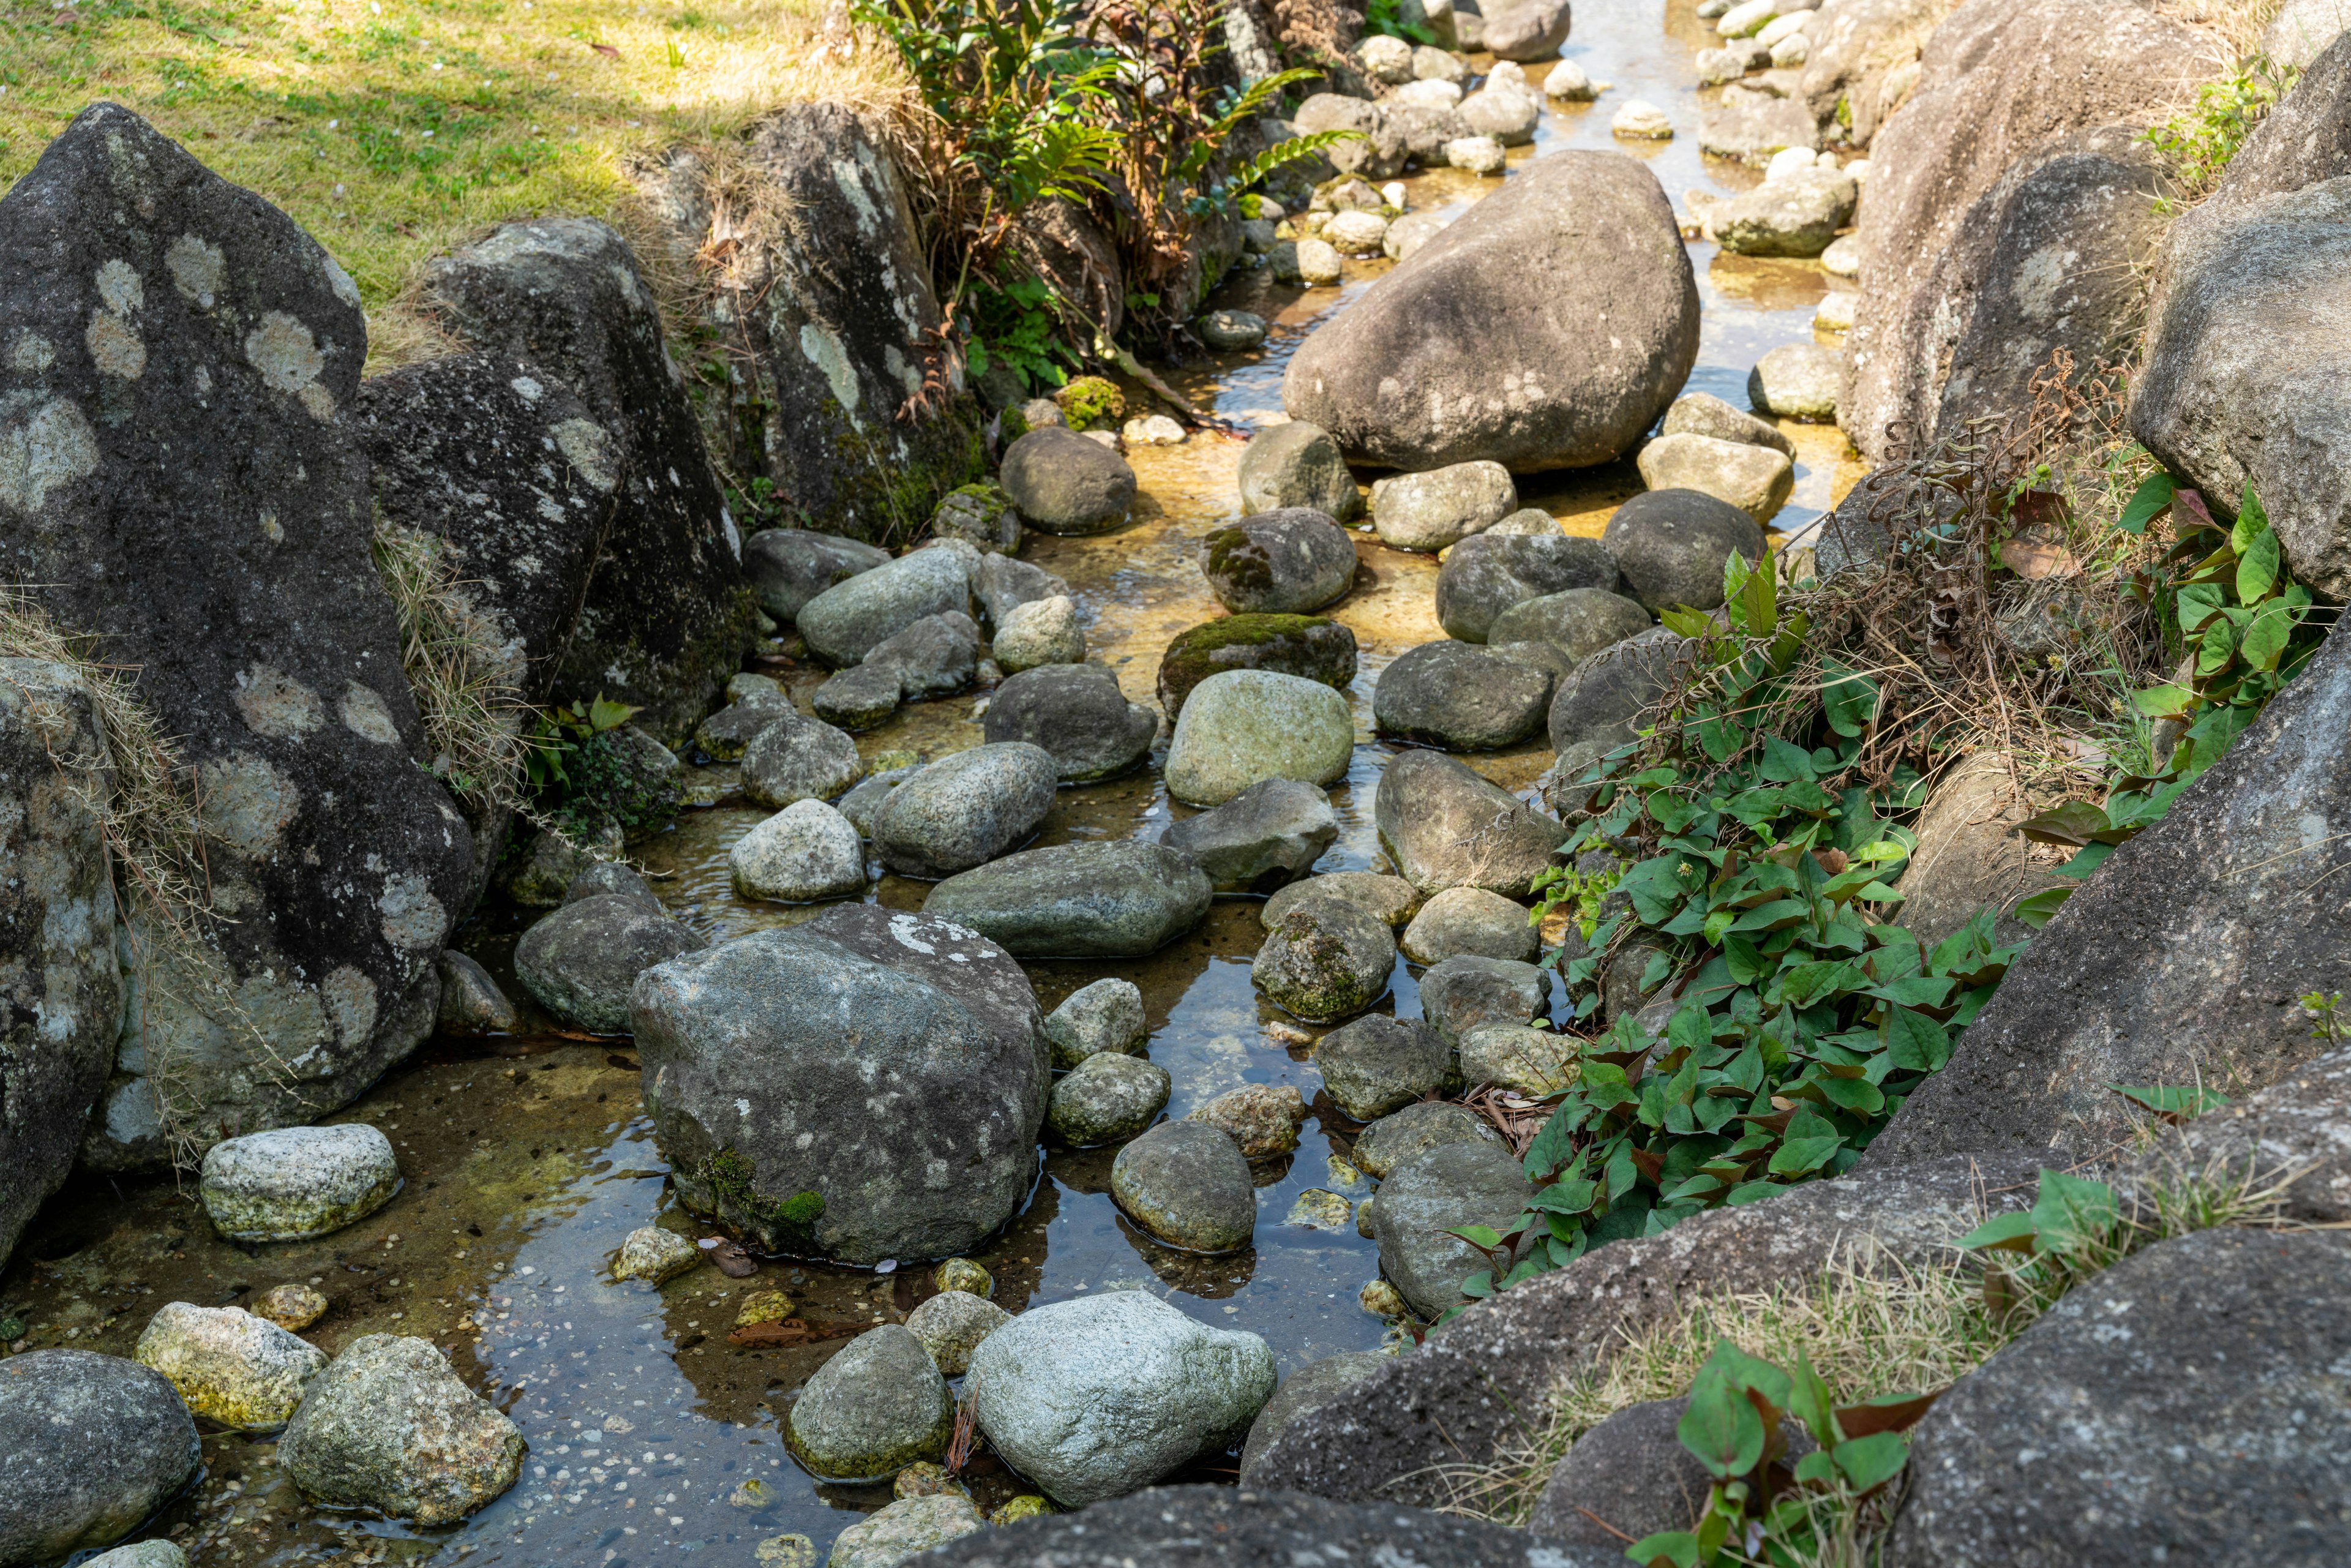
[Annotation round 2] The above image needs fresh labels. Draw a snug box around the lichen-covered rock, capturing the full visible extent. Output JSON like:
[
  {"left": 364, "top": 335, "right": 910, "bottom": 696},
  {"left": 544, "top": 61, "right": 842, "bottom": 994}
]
[
  {"left": 1458, "top": 1023, "right": 1575, "bottom": 1093},
  {"left": 1237, "top": 421, "right": 1362, "bottom": 520},
  {"left": 870, "top": 743, "right": 1060, "bottom": 878},
  {"left": 199, "top": 1124, "right": 402, "bottom": 1242},
  {"left": 1048, "top": 1052, "right": 1173, "bottom": 1146},
  {"left": 0, "top": 106, "right": 477, "bottom": 1170},
  {"left": 1372, "top": 1142, "right": 1536, "bottom": 1319},
  {"left": 1316, "top": 1016, "right": 1450, "bottom": 1122},
  {"left": 630, "top": 906, "right": 1048, "bottom": 1263},
  {"left": 742, "top": 529, "right": 892, "bottom": 623},
  {"left": 968, "top": 1292, "right": 1277, "bottom": 1506},
  {"left": 983, "top": 664, "right": 1157, "bottom": 782},
  {"left": 1434, "top": 531, "right": 1622, "bottom": 643},
  {"left": 1373, "top": 640, "right": 1555, "bottom": 751},
  {"left": 1262, "top": 872, "right": 1422, "bottom": 931},
  {"left": 1161, "top": 778, "right": 1339, "bottom": 893},
  {"left": 515, "top": 893, "right": 705, "bottom": 1033},
  {"left": 1254, "top": 902, "right": 1397, "bottom": 1021},
  {"left": 0, "top": 1349, "right": 201, "bottom": 1564},
  {"left": 1110, "top": 1122, "right": 1259, "bottom": 1253},
  {"left": 1419, "top": 955, "right": 1549, "bottom": 1046},
  {"left": 924, "top": 841, "right": 1212, "bottom": 958},
  {"left": 1199, "top": 509, "right": 1359, "bottom": 615},
  {"left": 1602, "top": 490, "right": 1767, "bottom": 612},
  {"left": 991, "top": 594, "right": 1084, "bottom": 673},
  {"left": 1157, "top": 615, "right": 1358, "bottom": 720},
  {"left": 133, "top": 1302, "right": 326, "bottom": 1430},
  {"left": 612, "top": 1225, "right": 702, "bottom": 1284},
  {"left": 730, "top": 800, "right": 868, "bottom": 903},
  {"left": 1376, "top": 750, "right": 1568, "bottom": 897},
  {"left": 905, "top": 1289, "right": 1011, "bottom": 1378},
  {"left": 1044, "top": 977, "right": 1149, "bottom": 1068},
  {"left": 741, "top": 708, "right": 867, "bottom": 808},
  {"left": 1164, "top": 670, "right": 1357, "bottom": 807},
  {"left": 1238, "top": 1354, "right": 1392, "bottom": 1487},
  {"left": 0, "top": 661, "right": 120, "bottom": 1270},
  {"left": 1350, "top": 1100, "right": 1507, "bottom": 1177},
  {"left": 929, "top": 482, "right": 1022, "bottom": 553},
  {"left": 797, "top": 548, "right": 973, "bottom": 669},
  {"left": 1000, "top": 427, "right": 1139, "bottom": 536},
  {"left": 1401, "top": 887, "right": 1540, "bottom": 965},
  {"left": 786, "top": 1325, "right": 953, "bottom": 1482},
  {"left": 1488, "top": 587, "right": 1654, "bottom": 663},
  {"left": 828, "top": 1491, "right": 988, "bottom": 1568},
  {"left": 279, "top": 1335, "right": 523, "bottom": 1526},
  {"left": 250, "top": 1283, "right": 329, "bottom": 1332},
  {"left": 1187, "top": 1084, "right": 1310, "bottom": 1159},
  {"left": 1367, "top": 462, "right": 1518, "bottom": 552}
]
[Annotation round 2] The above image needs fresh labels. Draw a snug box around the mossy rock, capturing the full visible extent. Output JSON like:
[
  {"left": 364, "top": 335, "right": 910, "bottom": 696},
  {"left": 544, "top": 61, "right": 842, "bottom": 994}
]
[
  {"left": 1157, "top": 614, "right": 1360, "bottom": 718},
  {"left": 1054, "top": 375, "right": 1127, "bottom": 433}
]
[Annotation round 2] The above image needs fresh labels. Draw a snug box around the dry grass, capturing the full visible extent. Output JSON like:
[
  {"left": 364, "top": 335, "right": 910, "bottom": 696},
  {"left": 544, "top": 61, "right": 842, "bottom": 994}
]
[
  {"left": 2156, "top": 0, "right": 2286, "bottom": 59},
  {"left": 370, "top": 522, "right": 532, "bottom": 812}
]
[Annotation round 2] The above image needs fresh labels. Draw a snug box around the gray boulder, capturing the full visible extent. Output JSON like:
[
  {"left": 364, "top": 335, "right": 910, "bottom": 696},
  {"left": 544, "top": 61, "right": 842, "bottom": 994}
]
[
  {"left": 1458, "top": 87, "right": 1541, "bottom": 145},
  {"left": 1372, "top": 1141, "right": 1535, "bottom": 1319},
  {"left": 563, "top": 858, "right": 661, "bottom": 910},
  {"left": 1435, "top": 532, "right": 1622, "bottom": 642},
  {"left": 924, "top": 841, "right": 1213, "bottom": 957},
  {"left": 2116, "top": 1044, "right": 2351, "bottom": 1226},
  {"left": 1000, "top": 427, "right": 1138, "bottom": 536},
  {"left": 864, "top": 610, "right": 981, "bottom": 700},
  {"left": 1111, "top": 1121, "right": 1259, "bottom": 1253},
  {"left": 1292, "top": 94, "right": 1409, "bottom": 180},
  {"left": 1044, "top": 977, "right": 1149, "bottom": 1068},
  {"left": 1489, "top": 587, "right": 1653, "bottom": 663},
  {"left": 1483, "top": 0, "right": 1572, "bottom": 60},
  {"left": 1697, "top": 84, "right": 1818, "bottom": 163},
  {"left": 1708, "top": 167, "right": 1857, "bottom": 257},
  {"left": 0, "top": 1350, "right": 200, "bottom": 1563},
  {"left": 1048, "top": 1051, "right": 1172, "bottom": 1146},
  {"left": 1164, "top": 670, "right": 1357, "bottom": 808},
  {"left": 1603, "top": 489, "right": 1766, "bottom": 612},
  {"left": 729, "top": 799, "right": 867, "bottom": 904},
  {"left": 1660, "top": 391, "right": 1794, "bottom": 456},
  {"left": 1392, "top": 103, "right": 1477, "bottom": 166},
  {"left": 1262, "top": 872, "right": 1423, "bottom": 931},
  {"left": 1797, "top": 0, "right": 1948, "bottom": 149},
  {"left": 1237, "top": 421, "right": 1362, "bottom": 520},
  {"left": 2268, "top": 0, "right": 2351, "bottom": 67},
  {"left": 1283, "top": 150, "right": 1698, "bottom": 473},
  {"left": 742, "top": 528, "right": 891, "bottom": 622},
  {"left": 1891, "top": 1229, "right": 2351, "bottom": 1568},
  {"left": 1199, "top": 309, "right": 1270, "bottom": 352},
  {"left": 1375, "top": 749, "right": 1569, "bottom": 897},
  {"left": 1351, "top": 1100, "right": 1507, "bottom": 1177},
  {"left": 1254, "top": 902, "right": 1397, "bottom": 1021},
  {"left": 1162, "top": 778, "right": 1339, "bottom": 893},
  {"left": 784, "top": 1324, "right": 953, "bottom": 1482},
  {"left": 278, "top": 1335, "right": 524, "bottom": 1525},
  {"left": 1374, "top": 641, "right": 1556, "bottom": 751},
  {"left": 0, "top": 106, "right": 477, "bottom": 1170},
  {"left": 1547, "top": 626, "right": 1692, "bottom": 752},
  {"left": 515, "top": 893, "right": 704, "bottom": 1034},
  {"left": 984, "top": 663, "right": 1158, "bottom": 781},
  {"left": 870, "top": 743, "right": 1060, "bottom": 879},
  {"left": 629, "top": 906, "right": 1048, "bottom": 1262},
  {"left": 0, "top": 662, "right": 120, "bottom": 1269},
  {"left": 1239, "top": 1356, "right": 1390, "bottom": 1487},
  {"left": 1533, "top": 1397, "right": 1810, "bottom": 1547},
  {"left": 1314, "top": 1016, "right": 1450, "bottom": 1121},
  {"left": 1367, "top": 461, "right": 1518, "bottom": 552},
  {"left": 797, "top": 547, "right": 971, "bottom": 667},
  {"left": 928, "top": 482, "right": 1022, "bottom": 554},
  {"left": 1401, "top": 886, "right": 1539, "bottom": 964},
  {"left": 1419, "top": 955, "right": 1549, "bottom": 1046},
  {"left": 968, "top": 1294, "right": 1277, "bottom": 1507},
  {"left": 740, "top": 708, "right": 866, "bottom": 807},
  {"left": 810, "top": 661, "right": 905, "bottom": 730},
  {"left": 973, "top": 551, "right": 1074, "bottom": 630},
  {"left": 1635, "top": 433, "right": 1796, "bottom": 523},
  {"left": 693, "top": 691, "right": 797, "bottom": 761},
  {"left": 1747, "top": 343, "right": 1843, "bottom": 422},
  {"left": 1199, "top": 509, "right": 1359, "bottom": 614},
  {"left": 1157, "top": 615, "right": 1357, "bottom": 720},
  {"left": 198, "top": 1123, "right": 402, "bottom": 1242},
  {"left": 436, "top": 950, "right": 519, "bottom": 1036},
  {"left": 992, "top": 593, "right": 1084, "bottom": 672}
]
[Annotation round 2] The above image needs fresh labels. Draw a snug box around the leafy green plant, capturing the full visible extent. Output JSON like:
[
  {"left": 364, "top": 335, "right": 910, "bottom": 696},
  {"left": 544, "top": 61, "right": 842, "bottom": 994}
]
[
  {"left": 520, "top": 695, "right": 678, "bottom": 843},
  {"left": 964, "top": 273, "right": 1081, "bottom": 392},
  {"left": 2142, "top": 55, "right": 2298, "bottom": 209},
  {"left": 1363, "top": 0, "right": 1439, "bottom": 47}
]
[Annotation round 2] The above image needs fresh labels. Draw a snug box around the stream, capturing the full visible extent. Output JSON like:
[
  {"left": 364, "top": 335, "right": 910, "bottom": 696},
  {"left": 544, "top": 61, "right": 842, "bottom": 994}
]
[{"left": 2, "top": 4, "right": 1860, "bottom": 1563}]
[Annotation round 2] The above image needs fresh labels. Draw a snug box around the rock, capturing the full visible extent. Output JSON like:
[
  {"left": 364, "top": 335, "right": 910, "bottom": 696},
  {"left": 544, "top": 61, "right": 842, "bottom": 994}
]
[
  {"left": 1323, "top": 209, "right": 1390, "bottom": 258},
  {"left": 1603, "top": 489, "right": 1768, "bottom": 611},
  {"left": 741, "top": 709, "right": 867, "bottom": 808},
  {"left": 1316, "top": 1016, "right": 1449, "bottom": 1120},
  {"left": 828, "top": 1493, "right": 987, "bottom": 1568},
  {"left": 1717, "top": 0, "right": 1775, "bottom": 37},
  {"left": 730, "top": 800, "right": 868, "bottom": 904},
  {"left": 250, "top": 1283, "right": 329, "bottom": 1332},
  {"left": 1293, "top": 93, "right": 1408, "bottom": 180},
  {"left": 1842, "top": 0, "right": 2221, "bottom": 460},
  {"left": 1483, "top": 0, "right": 1572, "bottom": 60},
  {"left": 2267, "top": 0, "right": 2351, "bottom": 67},
  {"left": 1420, "top": 955, "right": 1550, "bottom": 1046},
  {"left": 631, "top": 906, "right": 1048, "bottom": 1262},
  {"left": 1157, "top": 616, "right": 1357, "bottom": 720},
  {"left": 1188, "top": 1084, "right": 1310, "bottom": 1159},
  {"left": 905, "top": 1290, "right": 1011, "bottom": 1378},
  {"left": 1291, "top": 238, "right": 1346, "bottom": 287},
  {"left": 0, "top": 662, "right": 119, "bottom": 1268},
  {"left": 1532, "top": 1397, "right": 1809, "bottom": 1547},
  {"left": 1795, "top": 0, "right": 1941, "bottom": 149},
  {"left": 1708, "top": 167, "right": 1857, "bottom": 257},
  {"left": 0, "top": 1349, "right": 201, "bottom": 1562},
  {"left": 838, "top": 768, "right": 913, "bottom": 836},
  {"left": 1199, "top": 309, "right": 1270, "bottom": 351},
  {"left": 1044, "top": 978, "right": 1149, "bottom": 1068},
  {"left": 743, "top": 531, "right": 893, "bottom": 623},
  {"left": 785, "top": 1325, "right": 953, "bottom": 1482},
  {"left": 515, "top": 893, "right": 705, "bottom": 1033},
  {"left": 1460, "top": 88, "right": 1542, "bottom": 148},
  {"left": 1351, "top": 1100, "right": 1507, "bottom": 1178},
  {"left": 863, "top": 610, "right": 981, "bottom": 701},
  {"left": 992, "top": 595, "right": 1085, "bottom": 673},
  {"left": 198, "top": 1125, "right": 400, "bottom": 1243},
  {"left": 1547, "top": 626, "right": 1692, "bottom": 751},
  {"left": 1374, "top": 641, "right": 1556, "bottom": 751},
  {"left": 1262, "top": 872, "right": 1423, "bottom": 931},
  {"left": 1238, "top": 1356, "right": 1392, "bottom": 1488},
  {"left": 1243, "top": 1153, "right": 2033, "bottom": 1503},
  {"left": 1637, "top": 433, "right": 1794, "bottom": 524},
  {"left": 1611, "top": 99, "right": 1673, "bottom": 138},
  {"left": 1164, "top": 669, "right": 1356, "bottom": 807},
  {"left": 1488, "top": 587, "right": 1654, "bottom": 662},
  {"left": 1821, "top": 234, "right": 1862, "bottom": 276},
  {"left": 869, "top": 743, "right": 1059, "bottom": 878},
  {"left": 1401, "top": 887, "right": 1539, "bottom": 964},
  {"left": 1697, "top": 85, "right": 1815, "bottom": 162},
  {"left": 1367, "top": 461, "right": 1518, "bottom": 552},
  {"left": 797, "top": 548, "right": 972, "bottom": 668},
  {"left": 613, "top": 1225, "right": 702, "bottom": 1284},
  {"left": 983, "top": 664, "right": 1157, "bottom": 782},
  {"left": 279, "top": 1335, "right": 522, "bottom": 1525},
  {"left": 924, "top": 841, "right": 1213, "bottom": 958},
  {"left": 1376, "top": 750, "right": 1567, "bottom": 898},
  {"left": 2118, "top": 1044, "right": 2351, "bottom": 1225},
  {"left": 973, "top": 552, "right": 1074, "bottom": 631},
  {"left": 498, "top": 822, "right": 622, "bottom": 907},
  {"left": 1256, "top": 888, "right": 1398, "bottom": 1019},
  {"left": 1458, "top": 1023, "right": 1575, "bottom": 1093},
  {"left": 82, "top": 1543, "right": 187, "bottom": 1568},
  {"left": 1445, "top": 135, "right": 1508, "bottom": 174},
  {"left": 1054, "top": 376, "right": 1127, "bottom": 433},
  {"left": 1358, "top": 33, "right": 1416, "bottom": 82},
  {"left": 929, "top": 483, "right": 1021, "bottom": 555},
  {"left": 1435, "top": 532, "right": 1622, "bottom": 642},
  {"left": 133, "top": 1302, "right": 325, "bottom": 1430},
  {"left": 1814, "top": 290, "right": 1857, "bottom": 332},
  {"left": 1894, "top": 750, "right": 2066, "bottom": 950},
  {"left": 1111, "top": 1120, "right": 1259, "bottom": 1252},
  {"left": 1049, "top": 1052, "right": 1173, "bottom": 1146},
  {"left": 1200, "top": 509, "right": 1359, "bottom": 615},
  {"left": 1891, "top": 1229, "right": 2351, "bottom": 1568},
  {"left": 1161, "top": 778, "right": 1338, "bottom": 894},
  {"left": 1747, "top": 343, "right": 1842, "bottom": 421},
  {"left": 1372, "top": 1142, "right": 1535, "bottom": 1318},
  {"left": 812, "top": 661, "right": 907, "bottom": 730},
  {"left": 1237, "top": 422, "right": 1362, "bottom": 520},
  {"left": 1383, "top": 208, "right": 1457, "bottom": 262},
  {"left": 1661, "top": 392, "right": 1794, "bottom": 457},
  {"left": 0, "top": 108, "right": 478, "bottom": 1170},
  {"left": 1390, "top": 102, "right": 1472, "bottom": 166},
  {"left": 1283, "top": 151, "right": 1697, "bottom": 473},
  {"left": 1001, "top": 427, "right": 1139, "bottom": 536},
  {"left": 695, "top": 692, "right": 797, "bottom": 761}
]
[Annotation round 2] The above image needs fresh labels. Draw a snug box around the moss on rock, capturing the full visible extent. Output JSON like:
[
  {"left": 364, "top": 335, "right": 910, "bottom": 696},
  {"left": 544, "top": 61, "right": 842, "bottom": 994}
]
[{"left": 1156, "top": 613, "right": 1359, "bottom": 718}]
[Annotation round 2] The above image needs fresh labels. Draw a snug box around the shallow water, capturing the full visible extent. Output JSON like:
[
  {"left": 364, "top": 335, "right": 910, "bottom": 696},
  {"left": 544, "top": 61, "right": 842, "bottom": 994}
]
[{"left": 4, "top": 6, "right": 1861, "bottom": 1564}]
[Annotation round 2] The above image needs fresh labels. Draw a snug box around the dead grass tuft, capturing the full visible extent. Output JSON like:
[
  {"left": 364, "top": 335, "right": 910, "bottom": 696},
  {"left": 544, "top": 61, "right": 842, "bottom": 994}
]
[{"left": 369, "top": 523, "right": 532, "bottom": 813}]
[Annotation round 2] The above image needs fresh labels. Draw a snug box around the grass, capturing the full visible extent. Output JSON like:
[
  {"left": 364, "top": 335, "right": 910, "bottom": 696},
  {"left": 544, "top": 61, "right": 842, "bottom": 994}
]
[{"left": 0, "top": 0, "right": 915, "bottom": 368}]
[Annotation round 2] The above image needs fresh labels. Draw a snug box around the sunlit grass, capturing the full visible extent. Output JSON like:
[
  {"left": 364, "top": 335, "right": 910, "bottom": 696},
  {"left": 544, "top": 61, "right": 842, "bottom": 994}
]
[{"left": 1, "top": 0, "right": 913, "bottom": 363}]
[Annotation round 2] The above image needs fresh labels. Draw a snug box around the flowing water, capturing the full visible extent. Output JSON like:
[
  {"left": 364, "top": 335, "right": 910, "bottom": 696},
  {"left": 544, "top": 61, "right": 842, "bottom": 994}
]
[{"left": 4, "top": 6, "right": 1862, "bottom": 1564}]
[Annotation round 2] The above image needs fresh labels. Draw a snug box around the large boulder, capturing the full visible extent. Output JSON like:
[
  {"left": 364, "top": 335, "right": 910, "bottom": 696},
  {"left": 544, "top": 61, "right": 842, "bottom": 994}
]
[
  {"left": 1157, "top": 615, "right": 1358, "bottom": 719},
  {"left": 198, "top": 1123, "right": 401, "bottom": 1242},
  {"left": 1798, "top": 0, "right": 1951, "bottom": 149},
  {"left": 422, "top": 216, "right": 759, "bottom": 744},
  {"left": 983, "top": 663, "right": 1158, "bottom": 781},
  {"left": 1282, "top": 150, "right": 1699, "bottom": 473},
  {"left": 923, "top": 841, "right": 1213, "bottom": 956},
  {"left": 0, "top": 662, "right": 121, "bottom": 1270},
  {"left": 0, "top": 1350, "right": 201, "bottom": 1564},
  {"left": 1863, "top": 617, "right": 2351, "bottom": 1172},
  {"left": 278, "top": 1335, "right": 523, "bottom": 1525},
  {"left": 869, "top": 742, "right": 1060, "bottom": 878},
  {"left": 968, "top": 1294, "right": 1276, "bottom": 1507},
  {"left": 1164, "top": 670, "right": 1356, "bottom": 807},
  {"left": 1375, "top": 749, "right": 1569, "bottom": 896},
  {"left": 631, "top": 104, "right": 984, "bottom": 544},
  {"left": 1199, "top": 509, "right": 1358, "bottom": 614},
  {"left": 1254, "top": 901, "right": 1398, "bottom": 1021},
  {"left": 1841, "top": 0, "right": 2224, "bottom": 459},
  {"left": 1434, "top": 532, "right": 1622, "bottom": 643},
  {"left": 1602, "top": 489, "right": 1766, "bottom": 612},
  {"left": 1891, "top": 1229, "right": 2351, "bottom": 1568},
  {"left": 0, "top": 105, "right": 475, "bottom": 1169},
  {"left": 2268, "top": 0, "right": 2351, "bottom": 67},
  {"left": 1373, "top": 642, "right": 1555, "bottom": 751},
  {"left": 629, "top": 906, "right": 1049, "bottom": 1263}
]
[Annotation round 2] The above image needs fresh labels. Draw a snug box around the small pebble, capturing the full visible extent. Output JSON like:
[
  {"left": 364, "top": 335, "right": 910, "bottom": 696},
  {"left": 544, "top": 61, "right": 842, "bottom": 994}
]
[
  {"left": 249, "top": 1283, "right": 328, "bottom": 1332},
  {"left": 934, "top": 1257, "right": 994, "bottom": 1297}
]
